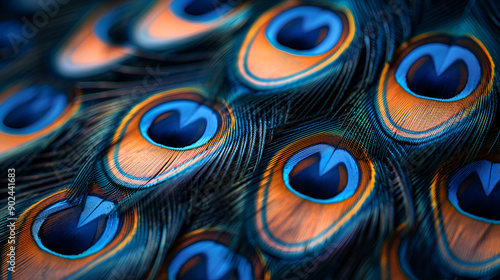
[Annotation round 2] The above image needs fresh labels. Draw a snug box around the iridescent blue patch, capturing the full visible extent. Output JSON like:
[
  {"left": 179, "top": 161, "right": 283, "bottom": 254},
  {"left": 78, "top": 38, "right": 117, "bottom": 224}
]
[
  {"left": 170, "top": 0, "right": 235, "bottom": 22},
  {"left": 448, "top": 160, "right": 500, "bottom": 223},
  {"left": 395, "top": 43, "right": 481, "bottom": 102},
  {"left": 0, "top": 20, "right": 24, "bottom": 50},
  {"left": 32, "top": 196, "right": 119, "bottom": 258},
  {"left": 140, "top": 100, "right": 219, "bottom": 150},
  {"left": 283, "top": 144, "right": 360, "bottom": 203},
  {"left": 265, "top": 6, "right": 343, "bottom": 56},
  {"left": 168, "top": 240, "right": 253, "bottom": 280},
  {"left": 94, "top": 5, "right": 131, "bottom": 45},
  {"left": 0, "top": 85, "right": 68, "bottom": 135}
]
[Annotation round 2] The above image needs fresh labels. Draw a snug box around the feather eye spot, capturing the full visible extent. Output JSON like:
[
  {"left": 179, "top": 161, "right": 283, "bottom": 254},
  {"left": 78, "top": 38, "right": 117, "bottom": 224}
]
[
  {"left": 284, "top": 144, "right": 359, "bottom": 203},
  {"left": 376, "top": 33, "right": 494, "bottom": 143},
  {"left": 140, "top": 100, "right": 220, "bottom": 150},
  {"left": 0, "top": 83, "right": 79, "bottom": 155},
  {"left": 93, "top": 5, "right": 132, "bottom": 45},
  {"left": 250, "top": 133, "right": 375, "bottom": 258},
  {"left": 132, "top": 0, "right": 248, "bottom": 51},
  {"left": 170, "top": 0, "right": 236, "bottom": 22},
  {"left": 163, "top": 229, "right": 269, "bottom": 280},
  {"left": 54, "top": 4, "right": 133, "bottom": 78},
  {"left": 237, "top": 1, "right": 354, "bottom": 89},
  {"left": 169, "top": 241, "right": 252, "bottom": 279},
  {"left": 105, "top": 88, "right": 234, "bottom": 188},
  {"left": 396, "top": 43, "right": 481, "bottom": 101},
  {"left": 9, "top": 189, "right": 138, "bottom": 279},
  {"left": 33, "top": 196, "right": 119, "bottom": 258},
  {"left": 266, "top": 6, "right": 343, "bottom": 56},
  {"left": 431, "top": 154, "right": 500, "bottom": 276},
  {"left": 0, "top": 85, "right": 67, "bottom": 135},
  {"left": 448, "top": 160, "right": 500, "bottom": 222}
]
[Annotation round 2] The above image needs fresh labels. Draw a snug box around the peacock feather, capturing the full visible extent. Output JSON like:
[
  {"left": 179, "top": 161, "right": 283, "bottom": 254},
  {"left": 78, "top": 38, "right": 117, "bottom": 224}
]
[{"left": 0, "top": 0, "right": 499, "bottom": 279}]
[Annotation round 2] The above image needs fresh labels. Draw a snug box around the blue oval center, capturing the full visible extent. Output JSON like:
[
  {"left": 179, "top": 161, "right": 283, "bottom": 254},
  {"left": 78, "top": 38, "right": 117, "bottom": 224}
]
[
  {"left": 283, "top": 144, "right": 360, "bottom": 203},
  {"left": 266, "top": 6, "right": 343, "bottom": 56},
  {"left": 448, "top": 160, "right": 500, "bottom": 223},
  {"left": 0, "top": 84, "right": 68, "bottom": 135},
  {"left": 140, "top": 100, "right": 220, "bottom": 150},
  {"left": 168, "top": 240, "right": 253, "bottom": 280}
]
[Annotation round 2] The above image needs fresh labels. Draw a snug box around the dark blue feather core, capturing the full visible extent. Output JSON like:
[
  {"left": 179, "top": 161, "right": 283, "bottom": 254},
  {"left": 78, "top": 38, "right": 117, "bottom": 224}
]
[
  {"left": 288, "top": 152, "right": 347, "bottom": 200},
  {"left": 406, "top": 56, "right": 467, "bottom": 99},
  {"left": 94, "top": 5, "right": 131, "bottom": 45},
  {"left": 0, "top": 84, "right": 68, "bottom": 135},
  {"left": 168, "top": 240, "right": 253, "bottom": 280},
  {"left": 39, "top": 206, "right": 107, "bottom": 255},
  {"left": 276, "top": 18, "right": 329, "bottom": 51},
  {"left": 448, "top": 160, "right": 500, "bottom": 222},
  {"left": 32, "top": 196, "right": 119, "bottom": 258},
  {"left": 283, "top": 144, "right": 360, "bottom": 204},
  {"left": 266, "top": 6, "right": 343, "bottom": 56},
  {"left": 147, "top": 111, "right": 208, "bottom": 148},
  {"left": 140, "top": 100, "right": 220, "bottom": 150},
  {"left": 395, "top": 43, "right": 481, "bottom": 102},
  {"left": 170, "top": 0, "right": 235, "bottom": 22},
  {"left": 457, "top": 173, "right": 500, "bottom": 221}
]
